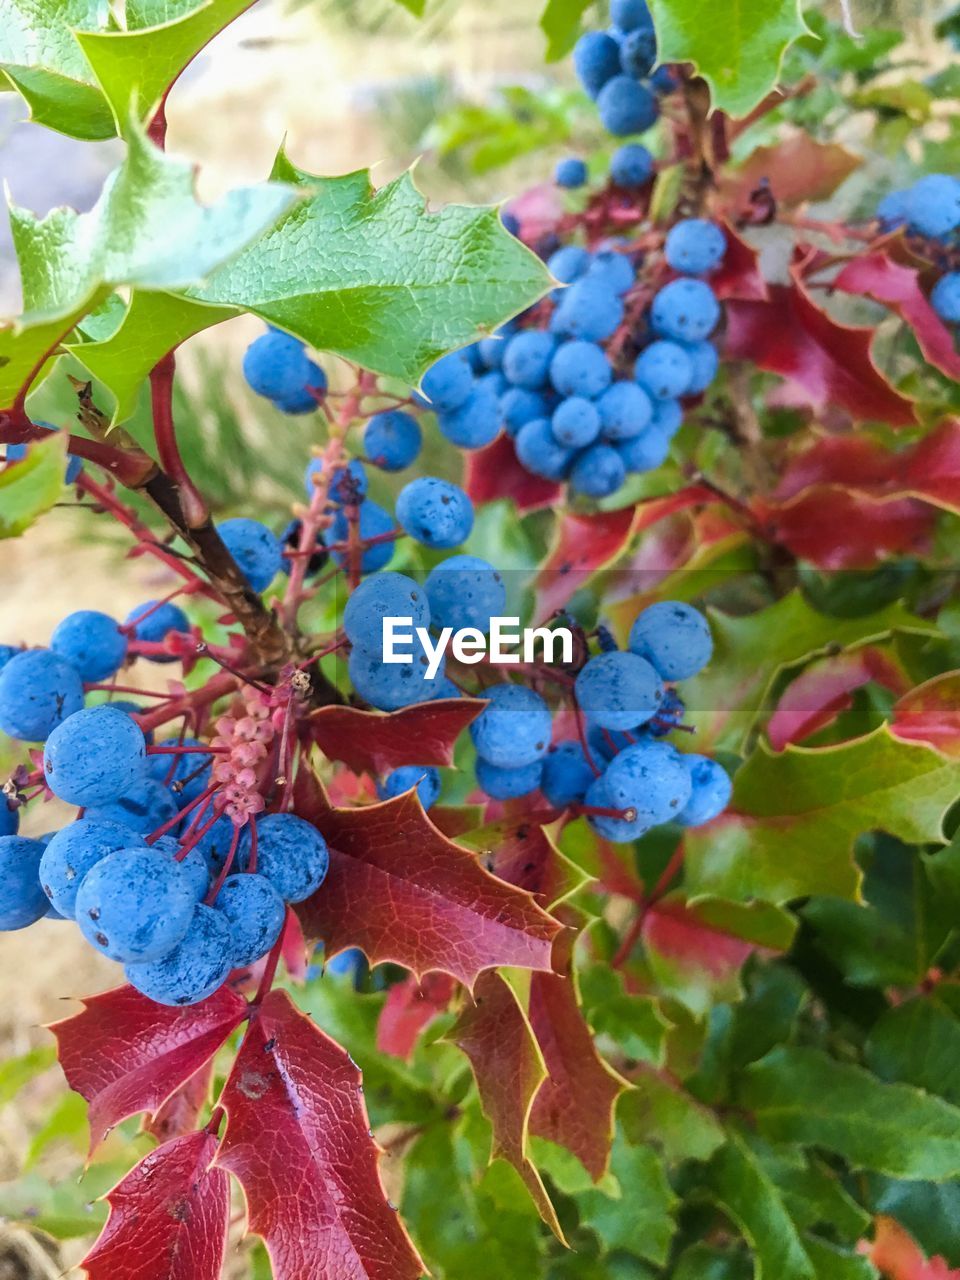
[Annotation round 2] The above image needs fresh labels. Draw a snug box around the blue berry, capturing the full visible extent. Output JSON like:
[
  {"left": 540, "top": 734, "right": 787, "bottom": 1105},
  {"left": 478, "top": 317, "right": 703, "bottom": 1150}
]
[
  {"left": 611, "top": 0, "right": 653, "bottom": 30},
  {"left": 305, "top": 457, "right": 368, "bottom": 504},
  {"left": 586, "top": 719, "right": 640, "bottom": 762},
  {"left": 664, "top": 219, "right": 727, "bottom": 275},
  {"left": 85, "top": 776, "right": 180, "bottom": 834},
  {"left": 214, "top": 873, "right": 286, "bottom": 966},
  {"left": 651, "top": 278, "right": 721, "bottom": 342},
  {"left": 326, "top": 947, "right": 363, "bottom": 977},
  {"left": 177, "top": 845, "right": 211, "bottom": 903},
  {"left": 877, "top": 190, "right": 908, "bottom": 232},
  {"left": 547, "top": 245, "right": 591, "bottom": 285},
  {"left": 192, "top": 809, "right": 238, "bottom": 877},
  {"left": 649, "top": 687, "right": 685, "bottom": 736},
  {"left": 586, "top": 249, "right": 636, "bottom": 296},
  {"left": 576, "top": 651, "right": 663, "bottom": 730},
  {"left": 651, "top": 65, "right": 678, "bottom": 94},
  {"left": 617, "top": 428, "right": 670, "bottom": 472},
  {"left": 550, "top": 340, "right": 613, "bottom": 398},
  {"left": 43, "top": 706, "right": 146, "bottom": 807},
  {"left": 583, "top": 774, "right": 650, "bottom": 841},
  {"left": 931, "top": 272, "right": 960, "bottom": 324},
  {"left": 677, "top": 755, "right": 731, "bottom": 826},
  {"left": 76, "top": 846, "right": 196, "bottom": 962},
  {"left": 146, "top": 737, "right": 213, "bottom": 807},
  {"left": 551, "top": 278, "right": 624, "bottom": 342},
  {"left": 273, "top": 370, "right": 326, "bottom": 415},
  {"left": 619, "top": 27, "right": 656, "bottom": 78},
  {"left": 628, "top": 600, "right": 713, "bottom": 680},
  {"left": 421, "top": 351, "right": 474, "bottom": 412},
  {"left": 556, "top": 157, "right": 588, "bottom": 188},
  {"left": 503, "top": 331, "right": 558, "bottom": 390},
  {"left": 243, "top": 330, "right": 321, "bottom": 403},
  {"left": 0, "top": 837, "right": 48, "bottom": 929},
  {"left": 541, "top": 741, "right": 594, "bottom": 808},
  {"left": 428, "top": 675, "right": 462, "bottom": 701},
  {"left": 651, "top": 397, "right": 684, "bottom": 438},
  {"left": 476, "top": 756, "right": 543, "bottom": 800},
  {"left": 568, "top": 443, "right": 626, "bottom": 498},
  {"left": 326, "top": 500, "right": 396, "bottom": 574},
  {"left": 905, "top": 174, "right": 960, "bottom": 239},
  {"left": 573, "top": 31, "right": 623, "bottom": 97},
  {"left": 607, "top": 739, "right": 692, "bottom": 823},
  {"left": 218, "top": 518, "right": 282, "bottom": 593},
  {"left": 37, "top": 814, "right": 136, "bottom": 916},
  {"left": 348, "top": 638, "right": 444, "bottom": 711},
  {"left": 635, "top": 341, "right": 694, "bottom": 400},
  {"left": 470, "top": 684, "right": 552, "bottom": 768},
  {"left": 364, "top": 411, "right": 422, "bottom": 471},
  {"left": 596, "top": 76, "right": 658, "bottom": 136},
  {"left": 610, "top": 143, "right": 654, "bottom": 188},
  {"left": 502, "top": 211, "right": 521, "bottom": 236},
  {"left": 477, "top": 324, "right": 514, "bottom": 369},
  {"left": 0, "top": 649, "right": 84, "bottom": 742},
  {"left": 239, "top": 813, "right": 329, "bottom": 903},
  {"left": 425, "top": 555, "right": 506, "bottom": 633},
  {"left": 0, "top": 800, "right": 17, "bottom": 837},
  {"left": 516, "top": 418, "right": 574, "bottom": 481},
  {"left": 377, "top": 765, "right": 441, "bottom": 809},
  {"left": 438, "top": 380, "right": 501, "bottom": 449},
  {"left": 50, "top": 611, "right": 127, "bottom": 682},
  {"left": 125, "top": 904, "right": 233, "bottom": 1006},
  {"left": 396, "top": 478, "right": 474, "bottom": 550},
  {"left": 500, "top": 387, "right": 549, "bottom": 436},
  {"left": 124, "top": 601, "right": 190, "bottom": 651},
  {"left": 343, "top": 572, "right": 430, "bottom": 649},
  {"left": 0, "top": 646, "right": 20, "bottom": 671},
  {"left": 597, "top": 381, "right": 653, "bottom": 440},
  {"left": 683, "top": 341, "right": 719, "bottom": 394},
  {"left": 552, "top": 397, "right": 601, "bottom": 448}
]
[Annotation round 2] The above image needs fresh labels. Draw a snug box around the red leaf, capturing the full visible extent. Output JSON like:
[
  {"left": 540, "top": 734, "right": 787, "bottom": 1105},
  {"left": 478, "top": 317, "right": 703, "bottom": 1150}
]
[
  {"left": 725, "top": 269, "right": 917, "bottom": 425},
  {"left": 642, "top": 899, "right": 776, "bottom": 981},
  {"left": 144, "top": 1061, "right": 214, "bottom": 1144},
  {"left": 527, "top": 928, "right": 625, "bottom": 1181},
  {"left": 464, "top": 433, "right": 563, "bottom": 514},
  {"left": 292, "top": 771, "right": 562, "bottom": 985},
  {"left": 51, "top": 985, "right": 248, "bottom": 1151},
  {"left": 280, "top": 905, "right": 309, "bottom": 982},
  {"left": 450, "top": 970, "right": 564, "bottom": 1239},
  {"left": 376, "top": 971, "right": 456, "bottom": 1061},
  {"left": 863, "top": 1215, "right": 960, "bottom": 1280},
  {"left": 711, "top": 222, "right": 769, "bottom": 302},
  {"left": 720, "top": 134, "right": 861, "bottom": 210},
  {"left": 834, "top": 252, "right": 960, "bottom": 381},
  {"left": 82, "top": 1130, "right": 229, "bottom": 1280},
  {"left": 892, "top": 672, "right": 960, "bottom": 757},
  {"left": 532, "top": 488, "right": 712, "bottom": 621},
  {"left": 768, "top": 647, "right": 907, "bottom": 750},
  {"left": 217, "top": 989, "right": 423, "bottom": 1280},
  {"left": 480, "top": 817, "right": 584, "bottom": 910},
  {"left": 309, "top": 698, "right": 483, "bottom": 774}
]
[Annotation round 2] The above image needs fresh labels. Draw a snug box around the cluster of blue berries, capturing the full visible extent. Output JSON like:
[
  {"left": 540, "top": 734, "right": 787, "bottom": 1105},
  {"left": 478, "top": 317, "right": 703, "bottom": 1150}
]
[
  {"left": 571, "top": 0, "right": 668, "bottom": 138},
  {"left": 876, "top": 174, "right": 960, "bottom": 325},
  {"left": 242, "top": 328, "right": 328, "bottom": 414},
  {"left": 470, "top": 601, "right": 730, "bottom": 839}
]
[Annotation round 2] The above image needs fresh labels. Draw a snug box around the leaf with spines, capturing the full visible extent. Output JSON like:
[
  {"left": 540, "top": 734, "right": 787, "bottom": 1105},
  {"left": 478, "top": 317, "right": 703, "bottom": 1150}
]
[
  {"left": 540, "top": 0, "right": 592, "bottom": 61},
  {"left": 739, "top": 1046, "right": 960, "bottom": 1180},
  {"left": 684, "top": 728, "right": 960, "bottom": 904},
  {"left": 81, "top": 1130, "right": 229, "bottom": 1280},
  {"left": 78, "top": 0, "right": 253, "bottom": 136},
  {"left": 0, "top": 0, "right": 114, "bottom": 140},
  {"left": 648, "top": 0, "right": 811, "bottom": 118},
  {"left": 0, "top": 432, "right": 66, "bottom": 537}
]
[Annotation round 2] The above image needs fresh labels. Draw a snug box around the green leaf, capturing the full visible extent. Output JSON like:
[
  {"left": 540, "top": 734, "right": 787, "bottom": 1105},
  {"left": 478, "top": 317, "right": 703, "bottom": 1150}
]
[
  {"left": 745, "top": 1139, "right": 871, "bottom": 1243},
  {"left": 190, "top": 155, "right": 552, "bottom": 385},
  {"left": 865, "top": 995, "right": 960, "bottom": 1105},
  {"left": 24, "top": 1090, "right": 88, "bottom": 1169},
  {"left": 740, "top": 1046, "right": 960, "bottom": 1181},
  {"left": 865, "top": 1175, "right": 960, "bottom": 1269},
  {"left": 390, "top": 0, "right": 426, "bottom": 14},
  {"left": 579, "top": 967, "right": 671, "bottom": 1065},
  {"left": 679, "top": 592, "right": 934, "bottom": 753},
  {"left": 0, "top": 1046, "right": 55, "bottom": 1104},
  {"left": 704, "top": 1132, "right": 816, "bottom": 1280},
  {"left": 620, "top": 1066, "right": 725, "bottom": 1165},
  {"left": 0, "top": 433, "right": 66, "bottom": 537},
  {"left": 647, "top": 0, "right": 811, "bottom": 118},
  {"left": 577, "top": 1133, "right": 677, "bottom": 1266},
  {"left": 0, "top": 0, "right": 115, "bottom": 140},
  {"left": 674, "top": 1244, "right": 753, "bottom": 1280},
  {"left": 801, "top": 1237, "right": 876, "bottom": 1280},
  {"left": 67, "top": 292, "right": 231, "bottom": 423},
  {"left": 685, "top": 729, "right": 960, "bottom": 904},
  {"left": 540, "top": 0, "right": 592, "bottom": 61},
  {"left": 77, "top": 0, "right": 252, "bottom": 137}
]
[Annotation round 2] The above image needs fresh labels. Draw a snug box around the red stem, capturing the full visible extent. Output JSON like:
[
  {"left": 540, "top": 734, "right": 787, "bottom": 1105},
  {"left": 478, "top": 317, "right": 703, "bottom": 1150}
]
[{"left": 150, "top": 352, "right": 208, "bottom": 529}]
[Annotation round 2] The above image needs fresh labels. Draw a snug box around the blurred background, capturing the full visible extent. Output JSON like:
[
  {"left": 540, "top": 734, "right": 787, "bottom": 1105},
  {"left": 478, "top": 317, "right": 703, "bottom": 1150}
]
[{"left": 0, "top": 0, "right": 956, "bottom": 1272}]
